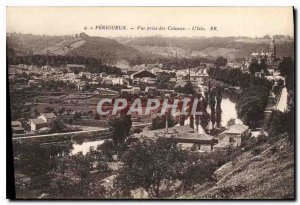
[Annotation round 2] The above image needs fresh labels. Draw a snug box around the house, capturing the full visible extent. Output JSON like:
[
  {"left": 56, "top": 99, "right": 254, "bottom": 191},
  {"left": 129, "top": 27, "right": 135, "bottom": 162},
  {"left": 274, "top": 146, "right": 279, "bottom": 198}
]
[
  {"left": 141, "top": 77, "right": 156, "bottom": 85},
  {"left": 30, "top": 118, "right": 47, "bottom": 131},
  {"left": 30, "top": 113, "right": 57, "bottom": 131},
  {"left": 137, "top": 125, "right": 195, "bottom": 140},
  {"left": 11, "top": 121, "right": 22, "bottom": 128},
  {"left": 130, "top": 69, "right": 156, "bottom": 80},
  {"left": 175, "top": 133, "right": 217, "bottom": 152},
  {"left": 38, "top": 113, "right": 57, "bottom": 124},
  {"left": 145, "top": 86, "right": 156, "bottom": 93},
  {"left": 218, "top": 124, "right": 250, "bottom": 146},
  {"left": 12, "top": 127, "right": 25, "bottom": 134},
  {"left": 110, "top": 77, "right": 129, "bottom": 85},
  {"left": 11, "top": 121, "right": 25, "bottom": 134},
  {"left": 121, "top": 87, "right": 141, "bottom": 94},
  {"left": 77, "top": 81, "right": 86, "bottom": 90}
]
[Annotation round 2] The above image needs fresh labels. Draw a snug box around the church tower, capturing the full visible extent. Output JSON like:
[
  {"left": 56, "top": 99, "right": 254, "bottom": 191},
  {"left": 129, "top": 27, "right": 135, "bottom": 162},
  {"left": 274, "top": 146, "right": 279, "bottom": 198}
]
[{"left": 269, "top": 37, "right": 276, "bottom": 62}]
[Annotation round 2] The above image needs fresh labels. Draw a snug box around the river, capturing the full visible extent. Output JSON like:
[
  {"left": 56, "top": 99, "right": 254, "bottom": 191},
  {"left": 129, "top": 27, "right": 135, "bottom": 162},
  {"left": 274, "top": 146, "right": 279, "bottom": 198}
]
[
  {"left": 177, "top": 92, "right": 241, "bottom": 133},
  {"left": 71, "top": 139, "right": 105, "bottom": 155},
  {"left": 71, "top": 93, "right": 241, "bottom": 154}
]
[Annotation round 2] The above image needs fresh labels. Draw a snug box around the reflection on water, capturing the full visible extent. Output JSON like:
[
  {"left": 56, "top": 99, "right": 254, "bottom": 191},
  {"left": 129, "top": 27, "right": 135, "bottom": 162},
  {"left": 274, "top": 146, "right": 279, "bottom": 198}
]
[
  {"left": 220, "top": 95, "right": 242, "bottom": 127},
  {"left": 71, "top": 140, "right": 105, "bottom": 155},
  {"left": 176, "top": 93, "right": 241, "bottom": 132}
]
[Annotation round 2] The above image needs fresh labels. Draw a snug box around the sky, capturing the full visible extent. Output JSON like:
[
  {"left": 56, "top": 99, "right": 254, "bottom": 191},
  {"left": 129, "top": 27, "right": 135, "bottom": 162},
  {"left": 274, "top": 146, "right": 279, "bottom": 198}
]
[{"left": 6, "top": 7, "right": 294, "bottom": 38}]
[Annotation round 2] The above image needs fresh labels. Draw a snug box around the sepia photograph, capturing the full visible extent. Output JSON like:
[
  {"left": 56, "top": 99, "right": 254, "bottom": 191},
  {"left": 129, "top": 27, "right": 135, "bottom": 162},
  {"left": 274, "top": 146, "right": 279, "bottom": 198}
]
[{"left": 6, "top": 7, "right": 295, "bottom": 199}]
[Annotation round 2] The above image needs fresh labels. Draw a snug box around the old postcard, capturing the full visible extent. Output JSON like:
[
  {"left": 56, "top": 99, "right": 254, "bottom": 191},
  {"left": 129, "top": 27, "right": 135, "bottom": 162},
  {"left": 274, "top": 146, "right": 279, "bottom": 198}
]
[{"left": 7, "top": 7, "right": 295, "bottom": 199}]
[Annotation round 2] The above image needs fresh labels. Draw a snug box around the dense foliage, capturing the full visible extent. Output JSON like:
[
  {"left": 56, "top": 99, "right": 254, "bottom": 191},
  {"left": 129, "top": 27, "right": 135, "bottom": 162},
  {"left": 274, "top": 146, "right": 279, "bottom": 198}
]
[
  {"left": 150, "top": 115, "right": 175, "bottom": 130},
  {"left": 116, "top": 137, "right": 242, "bottom": 198},
  {"left": 278, "top": 57, "right": 294, "bottom": 91},
  {"left": 174, "top": 81, "right": 196, "bottom": 95}
]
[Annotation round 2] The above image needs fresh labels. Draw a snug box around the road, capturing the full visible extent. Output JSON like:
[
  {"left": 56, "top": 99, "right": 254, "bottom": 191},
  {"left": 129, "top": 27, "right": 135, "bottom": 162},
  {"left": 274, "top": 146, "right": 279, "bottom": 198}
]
[
  {"left": 12, "top": 122, "right": 151, "bottom": 140},
  {"left": 12, "top": 128, "right": 109, "bottom": 140},
  {"left": 276, "top": 87, "right": 288, "bottom": 112}
]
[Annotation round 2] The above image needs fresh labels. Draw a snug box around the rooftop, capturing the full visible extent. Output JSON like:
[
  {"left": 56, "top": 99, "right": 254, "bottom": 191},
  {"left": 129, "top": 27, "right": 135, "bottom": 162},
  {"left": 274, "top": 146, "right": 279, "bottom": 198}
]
[
  {"left": 41, "top": 113, "right": 57, "bottom": 119},
  {"left": 226, "top": 124, "right": 249, "bottom": 134},
  {"left": 11, "top": 121, "right": 22, "bottom": 126},
  {"left": 30, "top": 118, "right": 46, "bottom": 125},
  {"left": 176, "top": 133, "right": 214, "bottom": 141}
]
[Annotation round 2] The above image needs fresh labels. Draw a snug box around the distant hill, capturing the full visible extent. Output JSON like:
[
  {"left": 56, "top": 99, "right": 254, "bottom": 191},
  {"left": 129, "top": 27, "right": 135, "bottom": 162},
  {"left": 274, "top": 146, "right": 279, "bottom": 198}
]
[
  {"left": 115, "top": 36, "right": 294, "bottom": 61},
  {"left": 7, "top": 34, "right": 65, "bottom": 56},
  {"left": 7, "top": 33, "right": 156, "bottom": 64},
  {"left": 7, "top": 33, "right": 294, "bottom": 64}
]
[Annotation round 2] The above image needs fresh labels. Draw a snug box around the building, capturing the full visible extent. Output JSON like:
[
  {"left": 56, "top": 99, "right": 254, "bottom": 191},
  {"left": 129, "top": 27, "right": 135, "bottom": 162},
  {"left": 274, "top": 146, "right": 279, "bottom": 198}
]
[
  {"left": 11, "top": 121, "right": 22, "bottom": 128},
  {"left": 120, "top": 87, "right": 141, "bottom": 94},
  {"left": 217, "top": 124, "right": 250, "bottom": 146},
  {"left": 38, "top": 113, "right": 57, "bottom": 124},
  {"left": 30, "top": 113, "right": 57, "bottom": 131},
  {"left": 30, "top": 118, "right": 47, "bottom": 131},
  {"left": 242, "top": 37, "right": 278, "bottom": 71},
  {"left": 130, "top": 69, "right": 156, "bottom": 80},
  {"left": 175, "top": 133, "right": 217, "bottom": 152},
  {"left": 12, "top": 127, "right": 25, "bottom": 134},
  {"left": 77, "top": 81, "right": 86, "bottom": 90},
  {"left": 145, "top": 86, "right": 156, "bottom": 93},
  {"left": 11, "top": 120, "right": 25, "bottom": 134}
]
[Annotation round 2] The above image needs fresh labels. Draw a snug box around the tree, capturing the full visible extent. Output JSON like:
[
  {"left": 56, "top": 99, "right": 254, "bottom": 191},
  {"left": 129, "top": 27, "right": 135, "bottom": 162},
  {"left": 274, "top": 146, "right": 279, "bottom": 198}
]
[
  {"left": 208, "top": 89, "right": 216, "bottom": 129},
  {"left": 156, "top": 72, "right": 171, "bottom": 89},
  {"left": 150, "top": 115, "right": 175, "bottom": 130},
  {"left": 73, "top": 112, "right": 82, "bottom": 122},
  {"left": 214, "top": 56, "right": 227, "bottom": 67},
  {"left": 108, "top": 115, "right": 132, "bottom": 146},
  {"left": 174, "top": 81, "right": 195, "bottom": 95},
  {"left": 115, "top": 138, "right": 189, "bottom": 198},
  {"left": 50, "top": 119, "right": 66, "bottom": 133},
  {"left": 279, "top": 57, "right": 294, "bottom": 91},
  {"left": 45, "top": 106, "right": 55, "bottom": 113},
  {"left": 249, "top": 60, "right": 261, "bottom": 75},
  {"left": 189, "top": 115, "right": 194, "bottom": 129},
  {"left": 216, "top": 105, "right": 222, "bottom": 128}
]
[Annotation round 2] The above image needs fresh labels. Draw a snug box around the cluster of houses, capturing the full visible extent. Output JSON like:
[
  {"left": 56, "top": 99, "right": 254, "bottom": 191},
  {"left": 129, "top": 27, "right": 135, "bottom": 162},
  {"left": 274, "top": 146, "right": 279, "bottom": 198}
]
[
  {"left": 30, "top": 112, "right": 57, "bottom": 131},
  {"left": 134, "top": 121, "right": 250, "bottom": 153},
  {"left": 9, "top": 61, "right": 211, "bottom": 94},
  {"left": 11, "top": 113, "right": 57, "bottom": 135}
]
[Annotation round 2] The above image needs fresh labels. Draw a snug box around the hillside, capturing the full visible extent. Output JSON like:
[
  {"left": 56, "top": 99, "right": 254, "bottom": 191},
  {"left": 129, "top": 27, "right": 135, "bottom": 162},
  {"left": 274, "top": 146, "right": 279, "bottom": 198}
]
[
  {"left": 66, "top": 33, "right": 146, "bottom": 64},
  {"left": 7, "top": 34, "right": 65, "bottom": 56},
  {"left": 8, "top": 34, "right": 294, "bottom": 64},
  {"left": 7, "top": 33, "right": 154, "bottom": 64},
  {"left": 176, "top": 136, "right": 294, "bottom": 199},
  {"left": 115, "top": 36, "right": 294, "bottom": 61}
]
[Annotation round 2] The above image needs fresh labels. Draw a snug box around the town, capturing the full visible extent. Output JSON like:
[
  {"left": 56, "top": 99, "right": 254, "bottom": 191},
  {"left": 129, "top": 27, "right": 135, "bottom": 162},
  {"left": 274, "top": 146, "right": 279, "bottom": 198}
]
[{"left": 8, "top": 33, "right": 294, "bottom": 199}]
